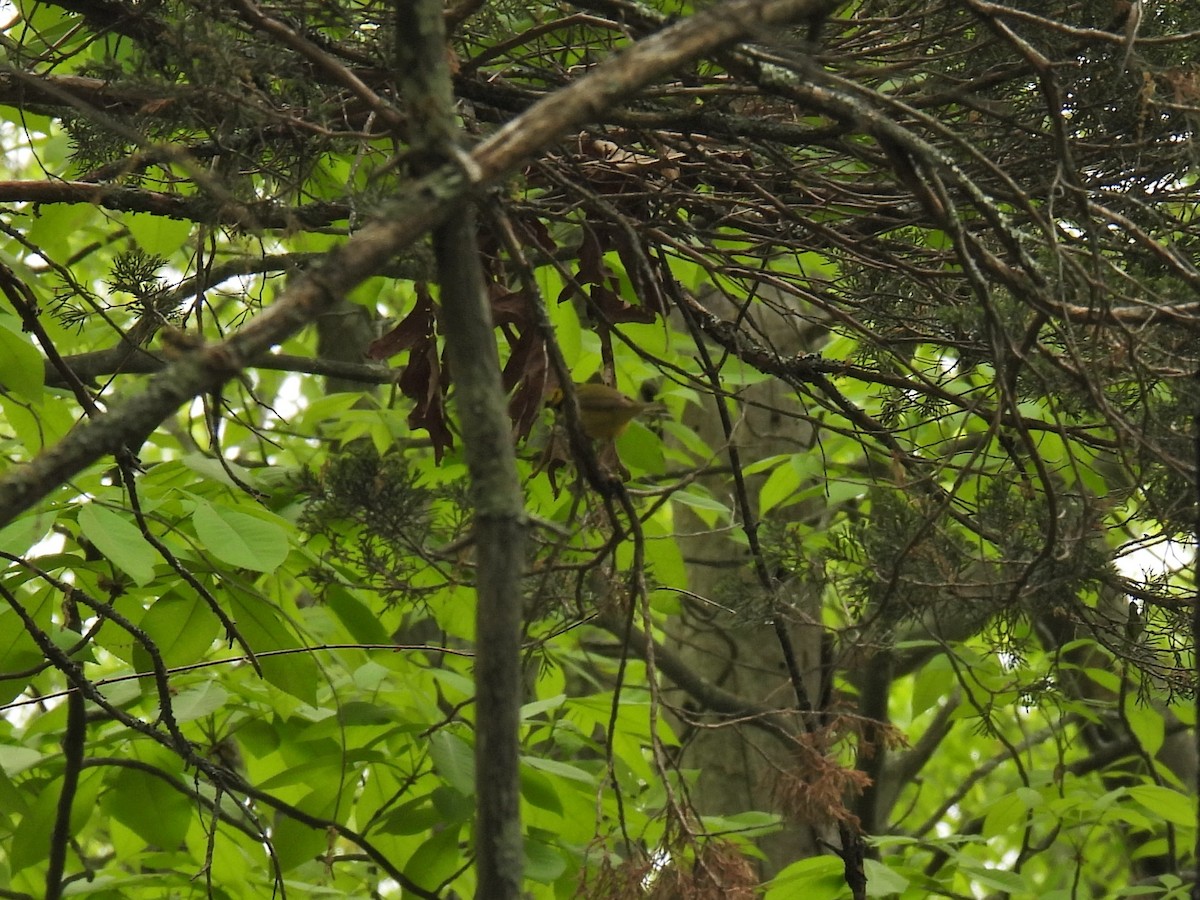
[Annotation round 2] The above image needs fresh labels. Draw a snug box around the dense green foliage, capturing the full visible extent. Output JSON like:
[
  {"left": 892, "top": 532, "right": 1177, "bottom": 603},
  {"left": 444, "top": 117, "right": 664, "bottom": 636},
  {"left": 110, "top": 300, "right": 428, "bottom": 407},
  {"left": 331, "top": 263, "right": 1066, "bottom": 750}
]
[{"left": 0, "top": 0, "right": 1197, "bottom": 897}]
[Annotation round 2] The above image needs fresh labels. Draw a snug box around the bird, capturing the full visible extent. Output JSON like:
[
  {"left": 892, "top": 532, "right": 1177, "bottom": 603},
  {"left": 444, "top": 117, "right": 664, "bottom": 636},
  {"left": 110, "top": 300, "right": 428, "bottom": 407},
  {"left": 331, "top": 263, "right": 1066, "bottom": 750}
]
[
  {"left": 554, "top": 381, "right": 663, "bottom": 441},
  {"left": 1124, "top": 600, "right": 1144, "bottom": 643}
]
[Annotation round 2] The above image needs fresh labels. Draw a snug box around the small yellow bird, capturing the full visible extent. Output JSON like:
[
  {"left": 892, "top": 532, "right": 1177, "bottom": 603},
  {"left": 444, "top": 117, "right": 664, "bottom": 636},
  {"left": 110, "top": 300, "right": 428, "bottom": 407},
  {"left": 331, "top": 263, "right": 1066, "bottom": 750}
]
[{"left": 557, "top": 382, "right": 662, "bottom": 440}]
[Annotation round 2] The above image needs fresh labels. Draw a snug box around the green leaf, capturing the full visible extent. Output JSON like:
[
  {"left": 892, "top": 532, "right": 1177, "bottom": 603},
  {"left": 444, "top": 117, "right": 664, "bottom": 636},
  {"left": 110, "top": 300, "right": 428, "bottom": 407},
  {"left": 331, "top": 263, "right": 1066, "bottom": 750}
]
[
  {"left": 402, "top": 823, "right": 463, "bottom": 892},
  {"left": 910, "top": 658, "right": 954, "bottom": 720},
  {"left": 429, "top": 731, "right": 475, "bottom": 796},
  {"left": 1083, "top": 666, "right": 1122, "bottom": 693},
  {"left": 0, "top": 768, "right": 26, "bottom": 828},
  {"left": 226, "top": 588, "right": 317, "bottom": 703},
  {"left": 257, "top": 752, "right": 345, "bottom": 792},
  {"left": 765, "top": 856, "right": 847, "bottom": 898},
  {"left": 982, "top": 791, "right": 1031, "bottom": 840},
  {"left": 524, "top": 833, "right": 568, "bottom": 883},
  {"left": 10, "top": 770, "right": 101, "bottom": 875},
  {"left": 132, "top": 593, "right": 221, "bottom": 669},
  {"left": 672, "top": 486, "right": 731, "bottom": 526},
  {"left": 617, "top": 421, "right": 665, "bottom": 476},
  {"left": 1124, "top": 704, "right": 1165, "bottom": 757},
  {"left": 181, "top": 452, "right": 255, "bottom": 490},
  {"left": 431, "top": 785, "right": 474, "bottom": 824},
  {"left": 0, "top": 745, "right": 45, "bottom": 777},
  {"left": 124, "top": 213, "right": 192, "bottom": 258},
  {"left": 759, "top": 457, "right": 801, "bottom": 514},
  {"left": 339, "top": 699, "right": 402, "bottom": 726},
  {"left": 378, "top": 796, "right": 442, "bottom": 836},
  {"left": 192, "top": 501, "right": 289, "bottom": 572},
  {"left": 957, "top": 862, "right": 1030, "bottom": 893},
  {"left": 77, "top": 503, "right": 157, "bottom": 587},
  {"left": 1128, "top": 785, "right": 1195, "bottom": 827},
  {"left": 742, "top": 453, "right": 793, "bottom": 477},
  {"left": 325, "top": 585, "right": 391, "bottom": 644},
  {"left": 520, "top": 767, "right": 564, "bottom": 816},
  {"left": 0, "top": 589, "right": 57, "bottom": 703},
  {"left": 104, "top": 766, "right": 193, "bottom": 849},
  {"left": 0, "top": 510, "right": 55, "bottom": 557},
  {"left": 0, "top": 318, "right": 45, "bottom": 402},
  {"left": 272, "top": 785, "right": 342, "bottom": 872},
  {"left": 0, "top": 393, "right": 74, "bottom": 452},
  {"left": 0, "top": 608, "right": 47, "bottom": 702},
  {"left": 699, "top": 809, "right": 782, "bottom": 838},
  {"left": 520, "top": 694, "right": 566, "bottom": 720},
  {"left": 25, "top": 205, "right": 97, "bottom": 260},
  {"left": 864, "top": 858, "right": 910, "bottom": 897},
  {"left": 169, "top": 681, "right": 230, "bottom": 722},
  {"left": 523, "top": 756, "right": 596, "bottom": 784}
]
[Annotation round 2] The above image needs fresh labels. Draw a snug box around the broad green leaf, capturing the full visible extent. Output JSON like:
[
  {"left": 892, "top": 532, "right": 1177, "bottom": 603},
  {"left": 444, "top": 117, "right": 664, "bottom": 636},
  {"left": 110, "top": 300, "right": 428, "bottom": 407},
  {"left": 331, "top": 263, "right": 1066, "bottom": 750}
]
[
  {"left": 325, "top": 585, "right": 391, "bottom": 644},
  {"left": 402, "top": 823, "right": 462, "bottom": 893},
  {"left": 429, "top": 730, "right": 475, "bottom": 796},
  {"left": 1083, "top": 667, "right": 1122, "bottom": 693},
  {"left": 982, "top": 791, "right": 1031, "bottom": 840},
  {"left": 957, "top": 862, "right": 1030, "bottom": 893},
  {"left": 0, "top": 510, "right": 55, "bottom": 556},
  {"left": 182, "top": 452, "right": 255, "bottom": 490},
  {"left": 378, "top": 796, "right": 442, "bottom": 836},
  {"left": 524, "top": 833, "right": 568, "bottom": 884},
  {"left": 672, "top": 486, "right": 731, "bottom": 526},
  {"left": 192, "top": 501, "right": 289, "bottom": 573},
  {"left": 0, "top": 393, "right": 74, "bottom": 452},
  {"left": 0, "top": 768, "right": 25, "bottom": 827},
  {"left": 700, "top": 809, "right": 782, "bottom": 838},
  {"left": 520, "top": 694, "right": 566, "bottom": 720},
  {"left": 0, "top": 745, "right": 44, "bottom": 777},
  {"left": 759, "top": 456, "right": 801, "bottom": 514},
  {"left": 0, "top": 318, "right": 44, "bottom": 402},
  {"left": 104, "top": 766, "right": 193, "bottom": 850},
  {"left": 765, "top": 855, "right": 846, "bottom": 898},
  {"left": 864, "top": 858, "right": 910, "bottom": 897},
  {"left": 431, "top": 784, "right": 473, "bottom": 824},
  {"left": 10, "top": 770, "right": 101, "bottom": 875},
  {"left": 617, "top": 421, "right": 665, "bottom": 475},
  {"left": 520, "top": 767, "right": 564, "bottom": 816},
  {"left": 125, "top": 213, "right": 192, "bottom": 257},
  {"left": 0, "top": 589, "right": 56, "bottom": 703},
  {"left": 1124, "top": 704, "right": 1165, "bottom": 757},
  {"left": 742, "top": 453, "right": 793, "bottom": 476},
  {"left": 910, "top": 658, "right": 954, "bottom": 720},
  {"left": 25, "top": 205, "right": 97, "bottom": 259},
  {"left": 523, "top": 756, "right": 595, "bottom": 784},
  {"left": 351, "top": 661, "right": 393, "bottom": 692},
  {"left": 132, "top": 593, "right": 221, "bottom": 669},
  {"left": 257, "top": 754, "right": 345, "bottom": 792},
  {"left": 77, "top": 502, "right": 157, "bottom": 587},
  {"left": 272, "top": 785, "right": 342, "bottom": 872},
  {"left": 169, "top": 681, "right": 229, "bottom": 722},
  {"left": 1128, "top": 785, "right": 1195, "bottom": 827},
  {"left": 1170, "top": 700, "right": 1196, "bottom": 727},
  {"left": 226, "top": 588, "right": 317, "bottom": 704},
  {"left": 0, "top": 608, "right": 46, "bottom": 703},
  {"left": 339, "top": 699, "right": 401, "bottom": 726}
]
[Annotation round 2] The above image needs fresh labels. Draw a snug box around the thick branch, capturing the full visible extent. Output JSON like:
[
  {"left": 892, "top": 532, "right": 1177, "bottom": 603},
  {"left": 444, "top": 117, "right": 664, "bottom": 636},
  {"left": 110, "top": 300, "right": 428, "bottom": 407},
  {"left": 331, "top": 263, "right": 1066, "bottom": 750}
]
[
  {"left": 0, "top": 181, "right": 348, "bottom": 229},
  {"left": 44, "top": 347, "right": 395, "bottom": 388},
  {"left": 395, "top": 0, "right": 528, "bottom": 895},
  {"left": 0, "top": 0, "right": 848, "bottom": 525}
]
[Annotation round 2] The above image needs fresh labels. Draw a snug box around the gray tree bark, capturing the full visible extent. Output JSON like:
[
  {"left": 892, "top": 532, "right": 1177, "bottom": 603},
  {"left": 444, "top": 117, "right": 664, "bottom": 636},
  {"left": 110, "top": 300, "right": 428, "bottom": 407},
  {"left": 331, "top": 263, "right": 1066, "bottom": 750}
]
[{"left": 668, "top": 289, "right": 829, "bottom": 876}]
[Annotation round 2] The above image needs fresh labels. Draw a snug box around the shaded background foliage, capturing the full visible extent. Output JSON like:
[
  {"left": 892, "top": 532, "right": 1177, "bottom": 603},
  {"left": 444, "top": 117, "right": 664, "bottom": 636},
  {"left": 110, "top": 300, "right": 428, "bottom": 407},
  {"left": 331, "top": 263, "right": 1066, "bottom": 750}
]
[{"left": 0, "top": 0, "right": 1197, "bottom": 897}]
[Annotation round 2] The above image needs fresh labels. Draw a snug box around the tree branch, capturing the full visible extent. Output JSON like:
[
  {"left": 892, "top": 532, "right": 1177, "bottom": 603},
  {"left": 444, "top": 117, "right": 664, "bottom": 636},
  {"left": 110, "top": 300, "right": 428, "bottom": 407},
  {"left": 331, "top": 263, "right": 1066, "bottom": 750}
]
[
  {"left": 0, "top": 0, "right": 855, "bottom": 524},
  {"left": 0, "top": 180, "right": 349, "bottom": 229},
  {"left": 44, "top": 347, "right": 396, "bottom": 388}
]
